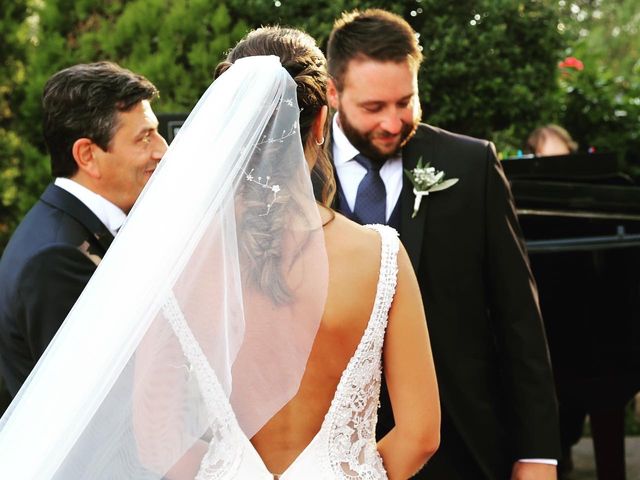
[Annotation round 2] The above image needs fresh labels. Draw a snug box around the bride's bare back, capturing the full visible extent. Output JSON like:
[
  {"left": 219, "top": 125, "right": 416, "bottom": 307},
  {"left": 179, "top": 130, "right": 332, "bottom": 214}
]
[{"left": 251, "top": 211, "right": 440, "bottom": 477}]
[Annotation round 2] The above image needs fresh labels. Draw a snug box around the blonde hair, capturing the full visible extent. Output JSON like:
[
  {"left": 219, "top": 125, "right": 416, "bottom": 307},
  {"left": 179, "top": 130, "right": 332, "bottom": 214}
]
[{"left": 526, "top": 124, "right": 578, "bottom": 155}]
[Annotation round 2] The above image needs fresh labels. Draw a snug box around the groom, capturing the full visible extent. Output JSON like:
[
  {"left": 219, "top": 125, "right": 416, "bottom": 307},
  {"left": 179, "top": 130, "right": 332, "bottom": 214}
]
[
  {"left": 327, "top": 9, "right": 560, "bottom": 480},
  {"left": 0, "top": 62, "right": 167, "bottom": 399}
]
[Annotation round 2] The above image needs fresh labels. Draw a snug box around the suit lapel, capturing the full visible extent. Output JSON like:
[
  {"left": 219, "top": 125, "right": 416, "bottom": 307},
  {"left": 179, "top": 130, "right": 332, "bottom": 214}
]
[
  {"left": 41, "top": 184, "right": 115, "bottom": 252},
  {"left": 331, "top": 159, "right": 342, "bottom": 211},
  {"left": 328, "top": 133, "right": 349, "bottom": 215},
  {"left": 400, "top": 126, "right": 435, "bottom": 271}
]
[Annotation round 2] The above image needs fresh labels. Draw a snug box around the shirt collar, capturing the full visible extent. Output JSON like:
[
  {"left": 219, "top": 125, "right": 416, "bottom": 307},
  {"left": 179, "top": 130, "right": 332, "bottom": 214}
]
[
  {"left": 54, "top": 177, "right": 126, "bottom": 236},
  {"left": 332, "top": 113, "right": 361, "bottom": 166}
]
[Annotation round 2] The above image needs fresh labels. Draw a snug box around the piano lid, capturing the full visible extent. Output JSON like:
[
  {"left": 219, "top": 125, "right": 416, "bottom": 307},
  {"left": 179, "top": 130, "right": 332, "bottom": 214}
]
[
  {"left": 502, "top": 152, "right": 640, "bottom": 219},
  {"left": 502, "top": 152, "right": 640, "bottom": 252},
  {"left": 502, "top": 152, "right": 623, "bottom": 180}
]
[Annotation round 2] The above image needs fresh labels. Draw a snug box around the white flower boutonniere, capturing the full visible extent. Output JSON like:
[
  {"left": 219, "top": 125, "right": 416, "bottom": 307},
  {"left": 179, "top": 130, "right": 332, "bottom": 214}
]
[{"left": 404, "top": 158, "right": 459, "bottom": 218}]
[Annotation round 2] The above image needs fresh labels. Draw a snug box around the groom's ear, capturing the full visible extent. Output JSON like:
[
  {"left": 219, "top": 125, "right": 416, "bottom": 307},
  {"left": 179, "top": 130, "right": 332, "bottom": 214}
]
[{"left": 327, "top": 78, "right": 340, "bottom": 110}]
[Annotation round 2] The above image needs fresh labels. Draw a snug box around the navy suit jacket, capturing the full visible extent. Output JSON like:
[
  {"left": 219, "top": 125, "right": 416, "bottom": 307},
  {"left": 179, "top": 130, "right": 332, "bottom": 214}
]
[
  {"left": 332, "top": 124, "right": 561, "bottom": 479},
  {"left": 0, "top": 184, "right": 114, "bottom": 397}
]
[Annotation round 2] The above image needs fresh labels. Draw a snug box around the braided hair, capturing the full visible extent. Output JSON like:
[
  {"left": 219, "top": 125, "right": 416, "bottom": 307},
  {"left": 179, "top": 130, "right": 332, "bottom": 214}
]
[{"left": 214, "top": 27, "right": 333, "bottom": 304}]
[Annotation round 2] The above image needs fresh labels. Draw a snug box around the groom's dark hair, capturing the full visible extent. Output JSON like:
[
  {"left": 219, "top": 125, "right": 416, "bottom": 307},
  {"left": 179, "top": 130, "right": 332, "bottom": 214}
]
[
  {"left": 43, "top": 61, "right": 159, "bottom": 178},
  {"left": 327, "top": 9, "right": 423, "bottom": 90}
]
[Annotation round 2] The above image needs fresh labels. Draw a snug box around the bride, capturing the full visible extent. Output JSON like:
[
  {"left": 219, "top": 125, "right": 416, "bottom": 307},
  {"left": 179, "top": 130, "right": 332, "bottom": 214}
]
[{"left": 0, "top": 27, "right": 439, "bottom": 479}]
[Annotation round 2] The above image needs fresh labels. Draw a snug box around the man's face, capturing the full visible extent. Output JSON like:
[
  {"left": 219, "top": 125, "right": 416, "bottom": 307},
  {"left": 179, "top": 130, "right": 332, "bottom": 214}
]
[
  {"left": 95, "top": 100, "right": 167, "bottom": 213},
  {"left": 329, "top": 58, "right": 421, "bottom": 164}
]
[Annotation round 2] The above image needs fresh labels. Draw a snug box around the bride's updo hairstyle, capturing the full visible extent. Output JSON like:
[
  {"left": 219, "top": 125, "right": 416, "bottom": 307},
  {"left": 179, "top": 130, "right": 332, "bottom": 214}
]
[
  {"left": 214, "top": 27, "right": 334, "bottom": 305},
  {"left": 214, "top": 27, "right": 335, "bottom": 207}
]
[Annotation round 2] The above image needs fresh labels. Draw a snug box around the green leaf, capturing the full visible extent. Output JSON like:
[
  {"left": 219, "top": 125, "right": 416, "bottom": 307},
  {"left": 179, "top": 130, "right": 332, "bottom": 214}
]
[{"left": 429, "top": 178, "right": 459, "bottom": 192}]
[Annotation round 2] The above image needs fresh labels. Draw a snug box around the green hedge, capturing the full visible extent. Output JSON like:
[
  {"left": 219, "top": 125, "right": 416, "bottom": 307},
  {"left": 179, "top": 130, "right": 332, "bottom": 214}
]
[
  {"left": 0, "top": 0, "right": 637, "bottom": 249},
  {"left": 0, "top": 0, "right": 29, "bottom": 245}
]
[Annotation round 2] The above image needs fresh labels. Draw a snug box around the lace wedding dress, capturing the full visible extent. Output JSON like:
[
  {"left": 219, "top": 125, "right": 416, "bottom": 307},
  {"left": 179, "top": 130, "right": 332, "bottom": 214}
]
[{"left": 164, "top": 225, "right": 399, "bottom": 480}]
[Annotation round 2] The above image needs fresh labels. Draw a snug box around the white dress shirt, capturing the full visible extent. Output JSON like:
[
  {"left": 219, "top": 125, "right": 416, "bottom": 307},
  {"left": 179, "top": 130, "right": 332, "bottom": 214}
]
[
  {"left": 54, "top": 178, "right": 126, "bottom": 237},
  {"left": 331, "top": 114, "right": 403, "bottom": 222}
]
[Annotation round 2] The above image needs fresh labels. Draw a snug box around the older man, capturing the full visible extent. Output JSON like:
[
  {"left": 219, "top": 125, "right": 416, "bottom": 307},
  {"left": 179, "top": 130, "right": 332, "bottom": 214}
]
[{"left": 0, "top": 62, "right": 167, "bottom": 397}]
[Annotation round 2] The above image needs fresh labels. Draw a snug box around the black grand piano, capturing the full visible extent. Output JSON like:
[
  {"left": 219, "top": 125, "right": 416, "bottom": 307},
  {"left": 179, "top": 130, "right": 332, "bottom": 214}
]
[{"left": 503, "top": 152, "right": 640, "bottom": 480}]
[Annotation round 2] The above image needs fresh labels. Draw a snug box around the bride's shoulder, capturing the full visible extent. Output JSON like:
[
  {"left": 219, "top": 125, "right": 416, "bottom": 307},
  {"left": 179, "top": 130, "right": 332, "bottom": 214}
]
[{"left": 324, "top": 212, "right": 383, "bottom": 259}]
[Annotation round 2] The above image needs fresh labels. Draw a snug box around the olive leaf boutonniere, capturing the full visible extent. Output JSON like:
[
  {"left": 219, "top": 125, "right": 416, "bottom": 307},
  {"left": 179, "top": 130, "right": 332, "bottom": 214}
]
[{"left": 404, "top": 158, "right": 459, "bottom": 218}]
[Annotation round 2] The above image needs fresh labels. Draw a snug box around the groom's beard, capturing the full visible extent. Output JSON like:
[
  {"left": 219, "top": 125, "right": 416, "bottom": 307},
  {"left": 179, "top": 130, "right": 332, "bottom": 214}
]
[{"left": 338, "top": 109, "right": 419, "bottom": 167}]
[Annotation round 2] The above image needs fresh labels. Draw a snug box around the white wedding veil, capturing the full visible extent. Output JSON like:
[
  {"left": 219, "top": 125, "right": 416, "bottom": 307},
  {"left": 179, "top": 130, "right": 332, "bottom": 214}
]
[{"left": 0, "top": 55, "right": 328, "bottom": 479}]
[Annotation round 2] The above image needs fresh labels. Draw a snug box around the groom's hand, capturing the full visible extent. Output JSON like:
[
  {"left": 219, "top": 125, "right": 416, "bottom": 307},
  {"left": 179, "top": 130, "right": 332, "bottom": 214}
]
[{"left": 511, "top": 461, "right": 557, "bottom": 480}]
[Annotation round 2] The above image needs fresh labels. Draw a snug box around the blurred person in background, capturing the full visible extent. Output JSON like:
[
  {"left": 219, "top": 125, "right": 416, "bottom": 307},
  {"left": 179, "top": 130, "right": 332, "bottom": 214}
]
[{"left": 526, "top": 124, "right": 578, "bottom": 157}]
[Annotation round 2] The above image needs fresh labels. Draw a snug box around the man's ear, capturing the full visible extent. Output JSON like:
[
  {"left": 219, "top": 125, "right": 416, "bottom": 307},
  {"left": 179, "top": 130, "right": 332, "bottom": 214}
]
[
  {"left": 71, "top": 138, "right": 101, "bottom": 179},
  {"left": 327, "top": 78, "right": 340, "bottom": 110}
]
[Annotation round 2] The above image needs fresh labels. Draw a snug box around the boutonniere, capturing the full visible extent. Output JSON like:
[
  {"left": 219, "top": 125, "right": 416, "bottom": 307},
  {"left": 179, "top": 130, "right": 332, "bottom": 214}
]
[{"left": 404, "top": 158, "right": 459, "bottom": 218}]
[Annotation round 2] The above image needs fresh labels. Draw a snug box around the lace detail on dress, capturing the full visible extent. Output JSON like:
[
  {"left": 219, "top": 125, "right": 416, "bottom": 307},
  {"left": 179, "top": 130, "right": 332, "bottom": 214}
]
[
  {"left": 326, "top": 225, "right": 399, "bottom": 479},
  {"left": 162, "top": 292, "right": 243, "bottom": 479}
]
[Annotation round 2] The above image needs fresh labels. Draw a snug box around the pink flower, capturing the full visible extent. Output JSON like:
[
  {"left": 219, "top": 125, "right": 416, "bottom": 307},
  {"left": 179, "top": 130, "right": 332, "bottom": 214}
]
[{"left": 559, "top": 56, "right": 584, "bottom": 71}]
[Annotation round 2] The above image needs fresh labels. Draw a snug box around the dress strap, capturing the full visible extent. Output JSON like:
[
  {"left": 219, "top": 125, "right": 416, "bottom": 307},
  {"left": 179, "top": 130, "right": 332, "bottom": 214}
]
[
  {"left": 323, "top": 223, "right": 399, "bottom": 478},
  {"left": 364, "top": 224, "right": 400, "bottom": 290}
]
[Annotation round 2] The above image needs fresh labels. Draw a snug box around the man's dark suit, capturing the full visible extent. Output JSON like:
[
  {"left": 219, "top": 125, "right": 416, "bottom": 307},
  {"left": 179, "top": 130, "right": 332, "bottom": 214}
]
[
  {"left": 333, "top": 124, "right": 561, "bottom": 479},
  {"left": 0, "top": 184, "right": 114, "bottom": 397}
]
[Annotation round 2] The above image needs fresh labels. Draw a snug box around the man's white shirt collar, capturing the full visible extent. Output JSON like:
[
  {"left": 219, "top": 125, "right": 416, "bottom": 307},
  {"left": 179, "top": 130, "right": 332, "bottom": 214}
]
[
  {"left": 332, "top": 113, "right": 363, "bottom": 167},
  {"left": 54, "top": 177, "right": 126, "bottom": 237}
]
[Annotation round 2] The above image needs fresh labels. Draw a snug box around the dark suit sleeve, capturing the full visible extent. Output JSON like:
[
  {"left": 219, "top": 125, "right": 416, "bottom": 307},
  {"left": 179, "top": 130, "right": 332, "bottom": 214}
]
[
  {"left": 483, "top": 143, "right": 561, "bottom": 459},
  {"left": 17, "top": 245, "right": 97, "bottom": 360},
  {"left": 0, "top": 376, "right": 11, "bottom": 415}
]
